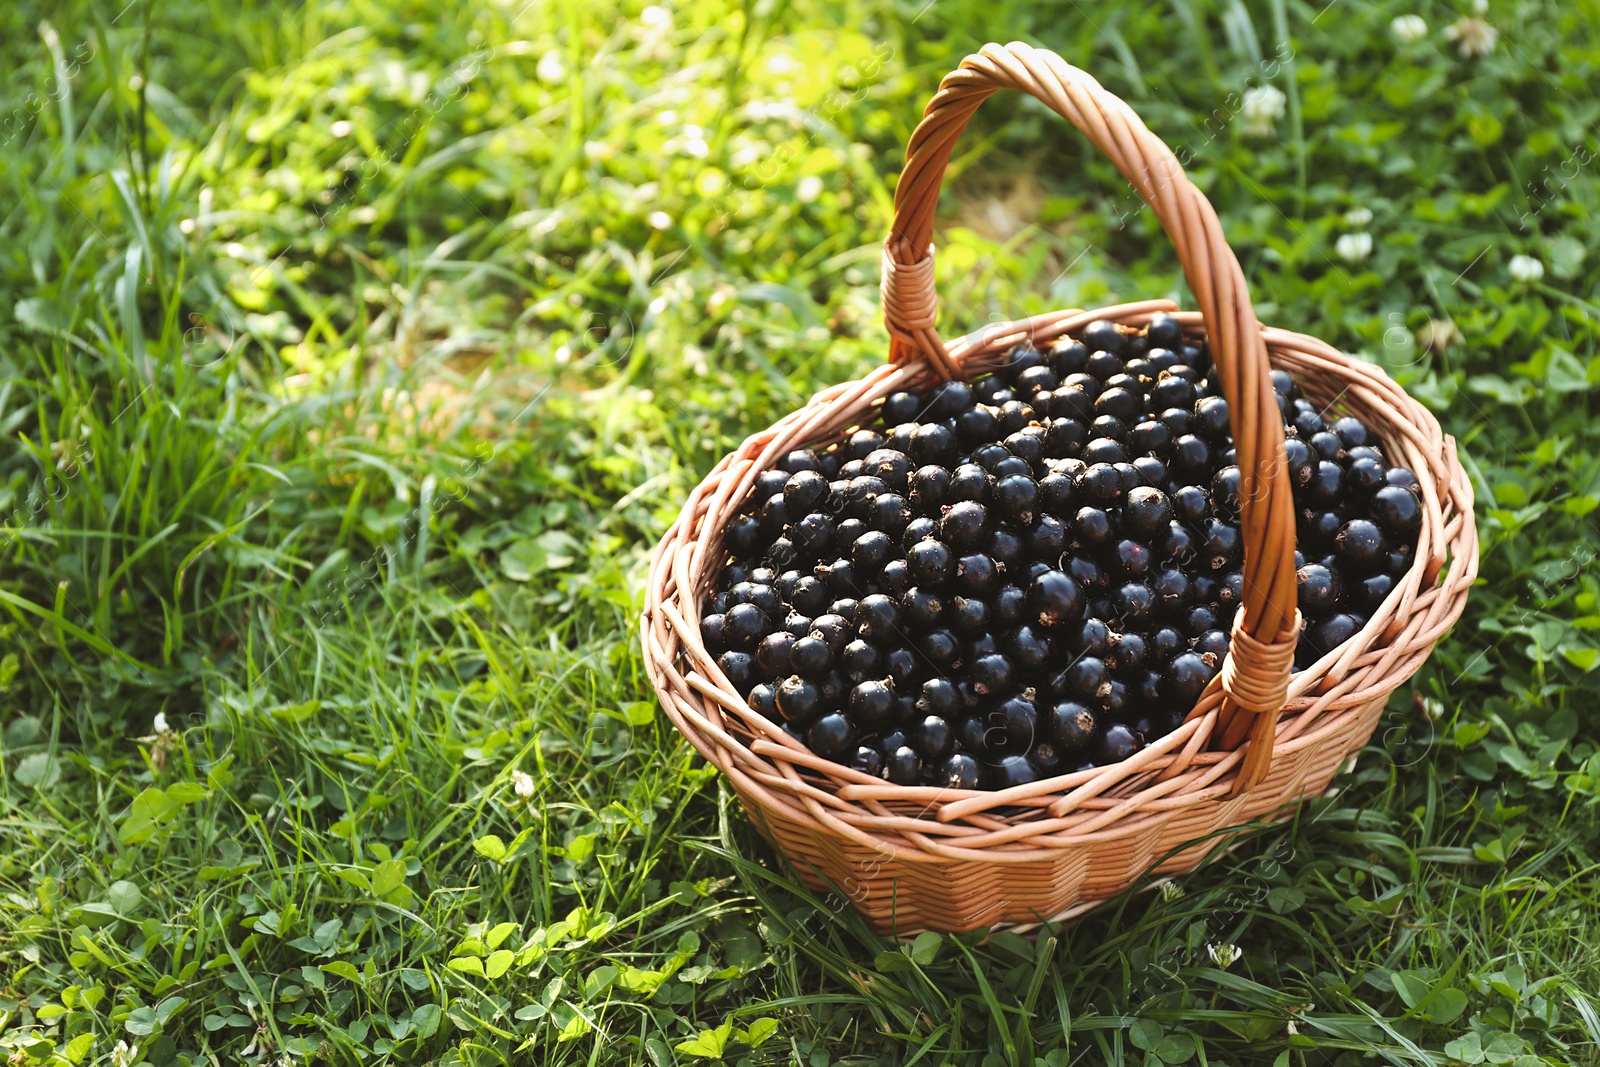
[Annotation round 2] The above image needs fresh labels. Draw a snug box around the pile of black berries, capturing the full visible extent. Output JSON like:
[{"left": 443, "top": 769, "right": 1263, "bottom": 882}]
[{"left": 699, "top": 313, "right": 1423, "bottom": 791}]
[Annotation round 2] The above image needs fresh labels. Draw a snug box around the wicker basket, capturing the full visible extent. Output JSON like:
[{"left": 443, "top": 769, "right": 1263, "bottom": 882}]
[{"left": 642, "top": 42, "right": 1477, "bottom": 935}]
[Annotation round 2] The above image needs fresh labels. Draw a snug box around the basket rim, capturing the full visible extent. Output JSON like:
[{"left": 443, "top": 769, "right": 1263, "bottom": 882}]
[{"left": 641, "top": 301, "right": 1478, "bottom": 863}]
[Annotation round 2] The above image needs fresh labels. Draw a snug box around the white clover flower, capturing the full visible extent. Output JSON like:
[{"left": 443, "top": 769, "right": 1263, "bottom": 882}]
[
  {"left": 1445, "top": 16, "right": 1497, "bottom": 57},
  {"left": 1208, "top": 942, "right": 1242, "bottom": 968},
  {"left": 111, "top": 1042, "right": 139, "bottom": 1067},
  {"left": 1344, "top": 206, "right": 1374, "bottom": 228},
  {"left": 1240, "top": 85, "right": 1287, "bottom": 139},
  {"left": 796, "top": 175, "right": 823, "bottom": 203},
  {"left": 647, "top": 211, "right": 672, "bottom": 231},
  {"left": 639, "top": 5, "right": 672, "bottom": 29},
  {"left": 1416, "top": 318, "right": 1462, "bottom": 351},
  {"left": 1158, "top": 881, "right": 1186, "bottom": 902},
  {"left": 1391, "top": 15, "right": 1429, "bottom": 42},
  {"left": 536, "top": 50, "right": 568, "bottom": 85},
  {"left": 1336, "top": 232, "right": 1374, "bottom": 263},
  {"left": 153, "top": 711, "right": 170, "bottom": 734},
  {"left": 511, "top": 770, "right": 536, "bottom": 798},
  {"left": 1508, "top": 254, "right": 1544, "bottom": 282}
]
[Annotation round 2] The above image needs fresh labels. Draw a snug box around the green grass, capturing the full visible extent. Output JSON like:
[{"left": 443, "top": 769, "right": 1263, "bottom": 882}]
[{"left": 2, "top": 0, "right": 1599, "bottom": 1064}]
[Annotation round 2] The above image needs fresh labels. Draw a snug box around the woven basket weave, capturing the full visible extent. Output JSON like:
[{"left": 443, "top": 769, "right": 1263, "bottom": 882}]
[{"left": 642, "top": 42, "right": 1477, "bottom": 935}]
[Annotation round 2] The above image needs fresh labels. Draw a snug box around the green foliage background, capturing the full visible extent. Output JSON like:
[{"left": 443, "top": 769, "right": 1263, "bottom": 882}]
[{"left": 1, "top": 0, "right": 1598, "bottom": 1064}]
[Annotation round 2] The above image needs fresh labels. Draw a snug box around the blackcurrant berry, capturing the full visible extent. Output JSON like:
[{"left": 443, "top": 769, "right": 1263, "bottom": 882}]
[
  {"left": 1151, "top": 567, "right": 1192, "bottom": 612},
  {"left": 1170, "top": 434, "right": 1212, "bottom": 477},
  {"left": 1095, "top": 723, "right": 1142, "bottom": 764},
  {"left": 1202, "top": 520, "right": 1242, "bottom": 571},
  {"left": 992, "top": 694, "right": 1040, "bottom": 749},
  {"left": 1150, "top": 372, "right": 1198, "bottom": 412},
  {"left": 803, "top": 712, "right": 855, "bottom": 759},
  {"left": 852, "top": 530, "right": 893, "bottom": 572},
  {"left": 1055, "top": 656, "right": 1108, "bottom": 701},
  {"left": 1283, "top": 438, "right": 1314, "bottom": 489},
  {"left": 993, "top": 474, "right": 1040, "bottom": 525},
  {"left": 940, "top": 501, "right": 990, "bottom": 550},
  {"left": 910, "top": 465, "right": 952, "bottom": 512},
  {"left": 777, "top": 450, "right": 824, "bottom": 475},
  {"left": 1370, "top": 485, "right": 1422, "bottom": 536},
  {"left": 1194, "top": 397, "right": 1230, "bottom": 440},
  {"left": 988, "top": 528, "right": 1026, "bottom": 574},
  {"left": 1027, "top": 515, "right": 1068, "bottom": 559},
  {"left": 1082, "top": 437, "right": 1128, "bottom": 466},
  {"left": 855, "top": 593, "right": 901, "bottom": 642},
  {"left": 1145, "top": 313, "right": 1184, "bottom": 349},
  {"left": 1075, "top": 460, "right": 1126, "bottom": 508},
  {"left": 1128, "top": 419, "right": 1172, "bottom": 456},
  {"left": 881, "top": 392, "right": 922, "bottom": 426},
  {"left": 1152, "top": 627, "right": 1184, "bottom": 660},
  {"left": 841, "top": 639, "right": 884, "bottom": 682},
  {"left": 1047, "top": 388, "right": 1093, "bottom": 427},
  {"left": 1029, "top": 570, "right": 1084, "bottom": 626},
  {"left": 912, "top": 715, "right": 955, "bottom": 760},
  {"left": 1074, "top": 506, "right": 1114, "bottom": 548},
  {"left": 1306, "top": 612, "right": 1361, "bottom": 657},
  {"left": 748, "top": 683, "right": 778, "bottom": 718},
  {"left": 940, "top": 753, "right": 982, "bottom": 789},
  {"left": 1048, "top": 700, "right": 1097, "bottom": 751},
  {"left": 1353, "top": 572, "right": 1395, "bottom": 612},
  {"left": 701, "top": 613, "right": 730, "bottom": 653},
  {"left": 725, "top": 602, "right": 768, "bottom": 648},
  {"left": 1334, "top": 519, "right": 1387, "bottom": 572},
  {"left": 807, "top": 614, "right": 850, "bottom": 653},
  {"left": 993, "top": 584, "right": 1027, "bottom": 628},
  {"left": 1110, "top": 630, "right": 1150, "bottom": 672},
  {"left": 956, "top": 405, "right": 999, "bottom": 445},
  {"left": 871, "top": 493, "right": 912, "bottom": 535},
  {"left": 775, "top": 674, "right": 823, "bottom": 723},
  {"left": 927, "top": 380, "right": 973, "bottom": 418},
  {"left": 1082, "top": 320, "right": 1127, "bottom": 356},
  {"left": 1345, "top": 457, "right": 1385, "bottom": 496},
  {"left": 1331, "top": 416, "right": 1369, "bottom": 448},
  {"left": 789, "top": 633, "right": 833, "bottom": 677},
  {"left": 850, "top": 745, "right": 885, "bottom": 778},
  {"left": 906, "top": 538, "right": 955, "bottom": 586},
  {"left": 920, "top": 628, "right": 960, "bottom": 669},
  {"left": 726, "top": 515, "right": 763, "bottom": 558},
  {"left": 1108, "top": 581, "right": 1153, "bottom": 625},
  {"left": 885, "top": 745, "right": 921, "bottom": 785},
  {"left": 879, "top": 558, "right": 912, "bottom": 598},
  {"left": 1211, "top": 466, "right": 1242, "bottom": 518},
  {"left": 1385, "top": 467, "right": 1420, "bottom": 493},
  {"left": 1194, "top": 629, "right": 1230, "bottom": 659},
  {"left": 1160, "top": 652, "right": 1211, "bottom": 707},
  {"left": 1051, "top": 339, "right": 1090, "bottom": 375},
  {"left": 953, "top": 553, "right": 1001, "bottom": 599},
  {"left": 970, "top": 653, "right": 1016, "bottom": 696},
  {"left": 756, "top": 631, "right": 795, "bottom": 677},
  {"left": 1067, "top": 555, "right": 1108, "bottom": 596},
  {"left": 986, "top": 754, "right": 1039, "bottom": 789},
  {"left": 865, "top": 449, "right": 911, "bottom": 491},
  {"left": 1004, "top": 625, "right": 1053, "bottom": 672},
  {"left": 1123, "top": 485, "right": 1173, "bottom": 540},
  {"left": 949, "top": 594, "right": 991, "bottom": 635},
  {"left": 849, "top": 680, "right": 898, "bottom": 731}
]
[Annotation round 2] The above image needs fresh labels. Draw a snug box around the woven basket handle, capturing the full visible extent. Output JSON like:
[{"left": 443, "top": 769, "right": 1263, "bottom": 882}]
[{"left": 880, "top": 42, "right": 1301, "bottom": 791}]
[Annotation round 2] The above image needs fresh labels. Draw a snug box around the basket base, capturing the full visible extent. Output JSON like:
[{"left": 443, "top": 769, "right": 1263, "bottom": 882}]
[{"left": 733, "top": 695, "right": 1386, "bottom": 936}]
